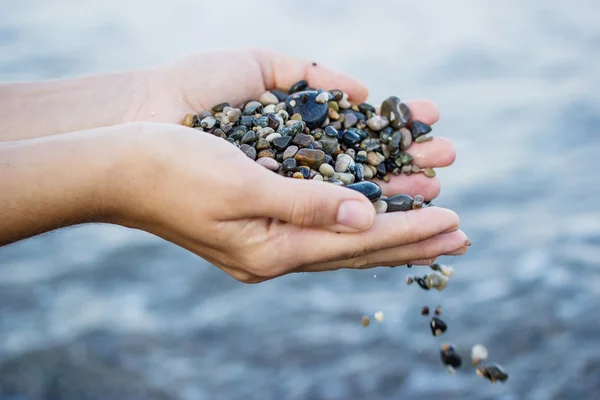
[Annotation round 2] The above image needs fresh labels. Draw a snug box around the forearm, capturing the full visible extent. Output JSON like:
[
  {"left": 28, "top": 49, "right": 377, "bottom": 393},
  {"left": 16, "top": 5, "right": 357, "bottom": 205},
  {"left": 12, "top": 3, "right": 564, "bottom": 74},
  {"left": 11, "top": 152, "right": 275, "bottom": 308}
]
[
  {"left": 0, "top": 127, "right": 130, "bottom": 245},
  {"left": 0, "top": 71, "right": 148, "bottom": 141}
]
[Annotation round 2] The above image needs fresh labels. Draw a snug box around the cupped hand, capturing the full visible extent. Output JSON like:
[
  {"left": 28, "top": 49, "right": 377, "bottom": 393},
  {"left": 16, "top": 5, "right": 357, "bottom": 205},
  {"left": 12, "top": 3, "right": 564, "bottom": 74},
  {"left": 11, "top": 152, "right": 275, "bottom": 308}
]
[
  {"left": 116, "top": 122, "right": 468, "bottom": 284},
  {"left": 133, "top": 47, "right": 455, "bottom": 201}
]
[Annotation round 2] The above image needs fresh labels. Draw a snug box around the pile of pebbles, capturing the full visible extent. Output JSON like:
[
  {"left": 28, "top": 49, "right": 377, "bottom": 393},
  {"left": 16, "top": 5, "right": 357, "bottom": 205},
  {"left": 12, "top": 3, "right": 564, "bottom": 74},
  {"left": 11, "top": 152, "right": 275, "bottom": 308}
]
[{"left": 181, "top": 81, "right": 437, "bottom": 211}]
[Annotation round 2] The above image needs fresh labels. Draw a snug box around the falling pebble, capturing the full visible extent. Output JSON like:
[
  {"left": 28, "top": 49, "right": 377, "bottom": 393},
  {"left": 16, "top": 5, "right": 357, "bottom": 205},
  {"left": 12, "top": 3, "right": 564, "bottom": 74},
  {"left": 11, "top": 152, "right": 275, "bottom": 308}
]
[
  {"left": 447, "top": 366, "right": 456, "bottom": 375},
  {"left": 476, "top": 363, "right": 509, "bottom": 383},
  {"left": 361, "top": 316, "right": 370, "bottom": 327},
  {"left": 440, "top": 343, "right": 462, "bottom": 368},
  {"left": 430, "top": 317, "right": 447, "bottom": 336},
  {"left": 374, "top": 275, "right": 377, "bottom": 278},
  {"left": 435, "top": 306, "right": 442, "bottom": 316},
  {"left": 374, "top": 311, "right": 385, "bottom": 323},
  {"left": 471, "top": 344, "right": 488, "bottom": 366},
  {"left": 150, "top": 110, "right": 156, "bottom": 116},
  {"left": 421, "top": 306, "right": 430, "bottom": 316},
  {"left": 425, "top": 273, "right": 449, "bottom": 291},
  {"left": 405, "top": 276, "right": 414, "bottom": 285},
  {"left": 439, "top": 264, "right": 454, "bottom": 277},
  {"left": 415, "top": 276, "right": 430, "bottom": 290}
]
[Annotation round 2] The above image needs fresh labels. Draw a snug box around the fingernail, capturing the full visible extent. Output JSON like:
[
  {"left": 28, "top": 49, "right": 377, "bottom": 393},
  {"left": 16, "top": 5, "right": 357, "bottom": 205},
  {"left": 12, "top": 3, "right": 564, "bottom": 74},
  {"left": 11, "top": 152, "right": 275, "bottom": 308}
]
[{"left": 337, "top": 200, "right": 374, "bottom": 230}]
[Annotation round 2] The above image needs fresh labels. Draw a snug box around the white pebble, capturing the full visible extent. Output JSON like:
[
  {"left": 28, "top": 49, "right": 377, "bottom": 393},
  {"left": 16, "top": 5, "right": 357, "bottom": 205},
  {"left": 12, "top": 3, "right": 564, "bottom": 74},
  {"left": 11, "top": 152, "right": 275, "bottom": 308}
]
[
  {"left": 373, "top": 275, "right": 377, "bottom": 278},
  {"left": 258, "top": 91, "right": 279, "bottom": 105},
  {"left": 265, "top": 132, "right": 282, "bottom": 142},
  {"left": 263, "top": 104, "right": 276, "bottom": 114},
  {"left": 471, "top": 344, "right": 488, "bottom": 365},
  {"left": 200, "top": 116, "right": 216, "bottom": 129},
  {"left": 374, "top": 311, "right": 384, "bottom": 323},
  {"left": 338, "top": 92, "right": 351, "bottom": 109},
  {"left": 373, "top": 200, "right": 388, "bottom": 214},
  {"left": 440, "top": 264, "right": 455, "bottom": 277},
  {"left": 315, "top": 91, "right": 330, "bottom": 104}
]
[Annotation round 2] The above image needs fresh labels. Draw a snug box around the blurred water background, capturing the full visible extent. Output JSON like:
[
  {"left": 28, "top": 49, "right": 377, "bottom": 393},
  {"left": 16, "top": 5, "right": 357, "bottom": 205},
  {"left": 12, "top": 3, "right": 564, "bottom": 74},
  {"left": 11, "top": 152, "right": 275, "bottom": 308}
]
[{"left": 1, "top": 0, "right": 600, "bottom": 399}]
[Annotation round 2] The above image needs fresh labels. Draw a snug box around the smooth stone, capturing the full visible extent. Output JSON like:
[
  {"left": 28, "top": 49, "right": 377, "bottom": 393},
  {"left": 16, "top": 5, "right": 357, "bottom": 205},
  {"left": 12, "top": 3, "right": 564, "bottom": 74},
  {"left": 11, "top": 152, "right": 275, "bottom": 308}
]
[
  {"left": 272, "top": 135, "right": 293, "bottom": 151},
  {"left": 373, "top": 199, "right": 388, "bottom": 214},
  {"left": 182, "top": 113, "right": 194, "bottom": 127},
  {"left": 324, "top": 125, "right": 338, "bottom": 138},
  {"left": 277, "top": 110, "right": 289, "bottom": 122},
  {"left": 328, "top": 100, "right": 339, "bottom": 111},
  {"left": 271, "top": 90, "right": 288, "bottom": 102},
  {"left": 240, "top": 144, "right": 256, "bottom": 160},
  {"left": 267, "top": 114, "right": 280, "bottom": 131},
  {"left": 256, "top": 138, "right": 271, "bottom": 151},
  {"left": 292, "top": 133, "right": 313, "bottom": 148},
  {"left": 330, "top": 120, "right": 343, "bottom": 131},
  {"left": 228, "top": 126, "right": 247, "bottom": 141},
  {"left": 212, "top": 128, "right": 227, "bottom": 140},
  {"left": 319, "top": 163, "right": 335, "bottom": 177},
  {"left": 363, "top": 165, "right": 374, "bottom": 180},
  {"left": 262, "top": 104, "right": 276, "bottom": 114},
  {"left": 380, "top": 96, "right": 411, "bottom": 129},
  {"left": 313, "top": 174, "right": 324, "bottom": 181},
  {"left": 440, "top": 344, "right": 462, "bottom": 368},
  {"left": 292, "top": 172, "right": 304, "bottom": 179},
  {"left": 376, "top": 161, "right": 387, "bottom": 178},
  {"left": 345, "top": 181, "right": 382, "bottom": 202},
  {"left": 200, "top": 116, "right": 217, "bottom": 129},
  {"left": 413, "top": 195, "right": 424, "bottom": 209},
  {"left": 390, "top": 131, "right": 402, "bottom": 151},
  {"left": 240, "top": 115, "right": 254, "bottom": 127},
  {"left": 423, "top": 167, "right": 436, "bottom": 177},
  {"left": 257, "top": 127, "right": 275, "bottom": 138},
  {"left": 360, "top": 138, "right": 382, "bottom": 152},
  {"left": 329, "top": 89, "right": 343, "bottom": 101},
  {"left": 253, "top": 116, "right": 269, "bottom": 128},
  {"left": 355, "top": 150, "right": 368, "bottom": 163},
  {"left": 285, "top": 91, "right": 329, "bottom": 129},
  {"left": 335, "top": 172, "right": 355, "bottom": 185},
  {"left": 324, "top": 154, "right": 334, "bottom": 165},
  {"left": 346, "top": 127, "right": 368, "bottom": 141},
  {"left": 412, "top": 164, "right": 421, "bottom": 173},
  {"left": 366, "top": 115, "right": 389, "bottom": 131},
  {"left": 400, "top": 128, "right": 413, "bottom": 150},
  {"left": 315, "top": 91, "right": 330, "bottom": 104},
  {"left": 430, "top": 316, "right": 448, "bottom": 336},
  {"left": 415, "top": 135, "right": 430, "bottom": 143},
  {"left": 410, "top": 120, "right": 432, "bottom": 139},
  {"left": 343, "top": 112, "right": 358, "bottom": 129},
  {"left": 402, "top": 165, "right": 412, "bottom": 175},
  {"left": 283, "top": 145, "right": 299, "bottom": 160},
  {"left": 384, "top": 194, "right": 414, "bottom": 212},
  {"left": 288, "top": 80, "right": 309, "bottom": 94},
  {"left": 311, "top": 140, "right": 323, "bottom": 150},
  {"left": 338, "top": 92, "right": 351, "bottom": 109},
  {"left": 318, "top": 136, "right": 339, "bottom": 155},
  {"left": 358, "top": 103, "right": 376, "bottom": 114},
  {"left": 477, "top": 363, "right": 509, "bottom": 383},
  {"left": 290, "top": 113, "right": 302, "bottom": 121},
  {"left": 328, "top": 108, "right": 340, "bottom": 120},
  {"left": 226, "top": 108, "right": 241, "bottom": 123},
  {"left": 294, "top": 148, "right": 325, "bottom": 170},
  {"left": 381, "top": 143, "right": 391, "bottom": 159},
  {"left": 212, "top": 102, "right": 230, "bottom": 112},
  {"left": 400, "top": 152, "right": 413, "bottom": 166},
  {"left": 282, "top": 158, "right": 297, "bottom": 172},
  {"left": 257, "top": 147, "right": 275, "bottom": 158},
  {"left": 243, "top": 101, "right": 263, "bottom": 116},
  {"left": 346, "top": 148, "right": 356, "bottom": 159},
  {"left": 298, "top": 166, "right": 311, "bottom": 179},
  {"left": 241, "top": 130, "right": 257, "bottom": 144},
  {"left": 259, "top": 91, "right": 279, "bottom": 105},
  {"left": 280, "top": 121, "right": 304, "bottom": 136},
  {"left": 256, "top": 157, "right": 279, "bottom": 171},
  {"left": 265, "top": 132, "right": 282, "bottom": 142},
  {"left": 342, "top": 130, "right": 361, "bottom": 147},
  {"left": 335, "top": 153, "right": 355, "bottom": 173},
  {"left": 367, "top": 151, "right": 381, "bottom": 167},
  {"left": 352, "top": 163, "right": 364, "bottom": 181}
]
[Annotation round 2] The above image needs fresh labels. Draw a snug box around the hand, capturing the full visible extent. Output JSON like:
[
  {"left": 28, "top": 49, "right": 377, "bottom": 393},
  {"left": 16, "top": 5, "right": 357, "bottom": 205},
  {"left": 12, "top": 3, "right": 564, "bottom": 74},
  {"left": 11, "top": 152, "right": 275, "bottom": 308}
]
[
  {"left": 134, "top": 48, "right": 455, "bottom": 201},
  {"left": 115, "top": 122, "right": 468, "bottom": 284}
]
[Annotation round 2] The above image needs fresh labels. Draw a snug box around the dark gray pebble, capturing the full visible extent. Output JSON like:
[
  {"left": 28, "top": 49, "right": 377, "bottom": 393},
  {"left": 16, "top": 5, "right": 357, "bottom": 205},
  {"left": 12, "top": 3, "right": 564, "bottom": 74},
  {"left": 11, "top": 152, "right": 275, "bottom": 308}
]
[
  {"left": 298, "top": 166, "right": 311, "bottom": 179},
  {"left": 342, "top": 130, "right": 362, "bottom": 147},
  {"left": 286, "top": 91, "right": 329, "bottom": 129},
  {"left": 271, "top": 90, "right": 288, "bottom": 102},
  {"left": 282, "top": 158, "right": 297, "bottom": 172},
  {"left": 410, "top": 120, "right": 432, "bottom": 139},
  {"left": 243, "top": 101, "right": 263, "bottom": 116},
  {"left": 330, "top": 89, "right": 343, "bottom": 101},
  {"left": 292, "top": 133, "right": 314, "bottom": 148},
  {"left": 241, "top": 130, "right": 257, "bottom": 144},
  {"left": 240, "top": 144, "right": 256, "bottom": 160},
  {"left": 267, "top": 114, "right": 280, "bottom": 131},
  {"left": 440, "top": 344, "right": 462, "bottom": 368},
  {"left": 358, "top": 103, "right": 376, "bottom": 114},
  {"left": 324, "top": 125, "right": 338, "bottom": 137},
  {"left": 345, "top": 181, "right": 382, "bottom": 202},
  {"left": 212, "top": 102, "right": 230, "bottom": 112},
  {"left": 273, "top": 135, "right": 293, "bottom": 151},
  {"left": 381, "top": 96, "right": 411, "bottom": 129},
  {"left": 477, "top": 363, "right": 509, "bottom": 383},
  {"left": 240, "top": 115, "right": 254, "bottom": 127},
  {"left": 384, "top": 194, "right": 414, "bottom": 212},
  {"left": 289, "top": 80, "right": 309, "bottom": 94},
  {"left": 430, "top": 317, "right": 447, "bottom": 336}
]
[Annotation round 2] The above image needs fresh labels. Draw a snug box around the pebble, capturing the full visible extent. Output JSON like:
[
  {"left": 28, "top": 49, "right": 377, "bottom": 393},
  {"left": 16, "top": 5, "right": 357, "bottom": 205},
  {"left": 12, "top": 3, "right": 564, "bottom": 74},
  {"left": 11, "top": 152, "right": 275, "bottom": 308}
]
[
  {"left": 286, "top": 91, "right": 329, "bottom": 129},
  {"left": 405, "top": 276, "right": 414, "bottom": 285},
  {"left": 240, "top": 144, "right": 256, "bottom": 160},
  {"left": 440, "top": 344, "right": 462, "bottom": 368},
  {"left": 476, "top": 363, "right": 509, "bottom": 383},
  {"left": 282, "top": 158, "right": 297, "bottom": 172},
  {"left": 415, "top": 276, "right": 429, "bottom": 290},
  {"left": 313, "top": 174, "right": 324, "bottom": 181},
  {"left": 423, "top": 167, "right": 436, "bottom": 178},
  {"left": 335, "top": 154, "right": 354, "bottom": 173},
  {"left": 265, "top": 132, "right": 282, "bottom": 143},
  {"left": 440, "top": 265, "right": 454, "bottom": 277},
  {"left": 315, "top": 91, "right": 330, "bottom": 104},
  {"left": 366, "top": 115, "right": 389, "bottom": 131},
  {"left": 366, "top": 151, "right": 382, "bottom": 167},
  {"left": 241, "top": 130, "right": 257, "bottom": 144},
  {"left": 292, "top": 133, "right": 314, "bottom": 148},
  {"left": 182, "top": 113, "right": 194, "bottom": 127},
  {"left": 257, "top": 149, "right": 275, "bottom": 159},
  {"left": 227, "top": 108, "right": 241, "bottom": 123},
  {"left": 319, "top": 163, "right": 335, "bottom": 177},
  {"left": 200, "top": 116, "right": 216, "bottom": 129},
  {"left": 373, "top": 199, "right": 388, "bottom": 214},
  {"left": 363, "top": 166, "right": 374, "bottom": 180},
  {"left": 263, "top": 104, "right": 276, "bottom": 114},
  {"left": 289, "top": 80, "right": 308, "bottom": 94},
  {"left": 399, "top": 128, "right": 412, "bottom": 150},
  {"left": 212, "top": 102, "right": 230, "bottom": 112},
  {"left": 410, "top": 120, "right": 432, "bottom": 139},
  {"left": 338, "top": 92, "right": 351, "bottom": 109},
  {"left": 298, "top": 166, "right": 311, "bottom": 179},
  {"left": 471, "top": 344, "right": 488, "bottom": 366},
  {"left": 256, "top": 138, "right": 270, "bottom": 151},
  {"left": 421, "top": 306, "right": 430, "bottom": 316},
  {"left": 256, "top": 157, "right": 279, "bottom": 171},
  {"left": 280, "top": 145, "right": 298, "bottom": 160},
  {"left": 430, "top": 317, "right": 447, "bottom": 336},
  {"left": 343, "top": 112, "right": 358, "bottom": 129},
  {"left": 435, "top": 306, "right": 442, "bottom": 316},
  {"left": 413, "top": 195, "right": 424, "bottom": 209},
  {"left": 412, "top": 164, "right": 421, "bottom": 174},
  {"left": 384, "top": 194, "right": 414, "bottom": 212},
  {"left": 426, "top": 273, "right": 449, "bottom": 291},
  {"left": 374, "top": 311, "right": 384, "bottom": 323},
  {"left": 243, "top": 101, "right": 263, "bottom": 116},
  {"left": 415, "top": 135, "right": 430, "bottom": 144},
  {"left": 294, "top": 148, "right": 325, "bottom": 170},
  {"left": 292, "top": 172, "right": 304, "bottom": 179},
  {"left": 345, "top": 181, "right": 382, "bottom": 202},
  {"left": 361, "top": 316, "right": 370, "bottom": 327},
  {"left": 380, "top": 96, "right": 411, "bottom": 129},
  {"left": 259, "top": 91, "right": 279, "bottom": 105}
]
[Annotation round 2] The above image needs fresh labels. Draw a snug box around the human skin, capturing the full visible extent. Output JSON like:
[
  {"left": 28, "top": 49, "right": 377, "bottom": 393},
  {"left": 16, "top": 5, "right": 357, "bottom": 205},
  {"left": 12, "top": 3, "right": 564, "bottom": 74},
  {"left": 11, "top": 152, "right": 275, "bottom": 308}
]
[{"left": 0, "top": 48, "right": 468, "bottom": 283}]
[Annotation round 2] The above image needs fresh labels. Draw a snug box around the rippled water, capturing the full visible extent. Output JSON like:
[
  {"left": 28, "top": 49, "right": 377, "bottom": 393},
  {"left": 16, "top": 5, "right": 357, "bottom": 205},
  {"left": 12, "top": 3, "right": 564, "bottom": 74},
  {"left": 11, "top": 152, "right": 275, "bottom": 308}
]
[{"left": 2, "top": 1, "right": 600, "bottom": 399}]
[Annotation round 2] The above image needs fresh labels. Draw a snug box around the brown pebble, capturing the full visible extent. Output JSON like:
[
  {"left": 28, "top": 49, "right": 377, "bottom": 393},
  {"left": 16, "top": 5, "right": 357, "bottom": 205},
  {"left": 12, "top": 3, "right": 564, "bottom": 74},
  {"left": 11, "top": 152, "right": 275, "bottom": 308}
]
[
  {"left": 292, "top": 172, "right": 304, "bottom": 179},
  {"left": 361, "top": 316, "right": 370, "bottom": 327},
  {"left": 257, "top": 149, "right": 275, "bottom": 159},
  {"left": 421, "top": 306, "right": 430, "bottom": 316},
  {"left": 465, "top": 239, "right": 472, "bottom": 246},
  {"left": 413, "top": 195, "right": 424, "bottom": 209},
  {"left": 182, "top": 113, "right": 194, "bottom": 127},
  {"left": 328, "top": 108, "right": 340, "bottom": 120},
  {"left": 312, "top": 62, "right": 317, "bottom": 66},
  {"left": 294, "top": 148, "right": 326, "bottom": 170},
  {"left": 435, "top": 306, "right": 442, "bottom": 315},
  {"left": 423, "top": 167, "right": 436, "bottom": 178}
]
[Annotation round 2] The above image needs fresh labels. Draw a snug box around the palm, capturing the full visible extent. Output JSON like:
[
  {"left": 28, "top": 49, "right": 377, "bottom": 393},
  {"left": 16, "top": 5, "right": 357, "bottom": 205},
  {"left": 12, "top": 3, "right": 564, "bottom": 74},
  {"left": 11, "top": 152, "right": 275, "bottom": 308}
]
[{"left": 146, "top": 47, "right": 455, "bottom": 199}]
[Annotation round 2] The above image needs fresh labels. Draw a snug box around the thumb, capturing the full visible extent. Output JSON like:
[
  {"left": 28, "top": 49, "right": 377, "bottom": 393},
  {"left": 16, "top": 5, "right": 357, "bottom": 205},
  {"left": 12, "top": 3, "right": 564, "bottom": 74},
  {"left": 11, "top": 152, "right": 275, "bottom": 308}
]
[{"left": 252, "top": 174, "right": 377, "bottom": 233}]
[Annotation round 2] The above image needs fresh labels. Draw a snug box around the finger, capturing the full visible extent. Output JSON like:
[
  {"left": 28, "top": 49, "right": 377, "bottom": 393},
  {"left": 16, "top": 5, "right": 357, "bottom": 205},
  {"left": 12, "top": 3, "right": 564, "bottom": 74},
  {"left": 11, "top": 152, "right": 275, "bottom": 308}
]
[
  {"left": 295, "top": 230, "right": 466, "bottom": 273},
  {"left": 284, "top": 206, "right": 460, "bottom": 267},
  {"left": 375, "top": 99, "right": 440, "bottom": 126},
  {"left": 405, "top": 137, "right": 456, "bottom": 168},
  {"left": 371, "top": 174, "right": 441, "bottom": 199},
  {"left": 246, "top": 172, "right": 376, "bottom": 233},
  {"left": 251, "top": 48, "right": 369, "bottom": 103}
]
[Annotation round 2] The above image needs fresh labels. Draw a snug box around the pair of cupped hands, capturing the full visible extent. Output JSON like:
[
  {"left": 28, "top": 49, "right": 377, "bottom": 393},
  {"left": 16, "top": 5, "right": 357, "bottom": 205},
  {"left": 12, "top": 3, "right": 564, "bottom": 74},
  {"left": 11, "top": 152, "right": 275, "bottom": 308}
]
[{"left": 88, "top": 48, "right": 469, "bottom": 283}]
